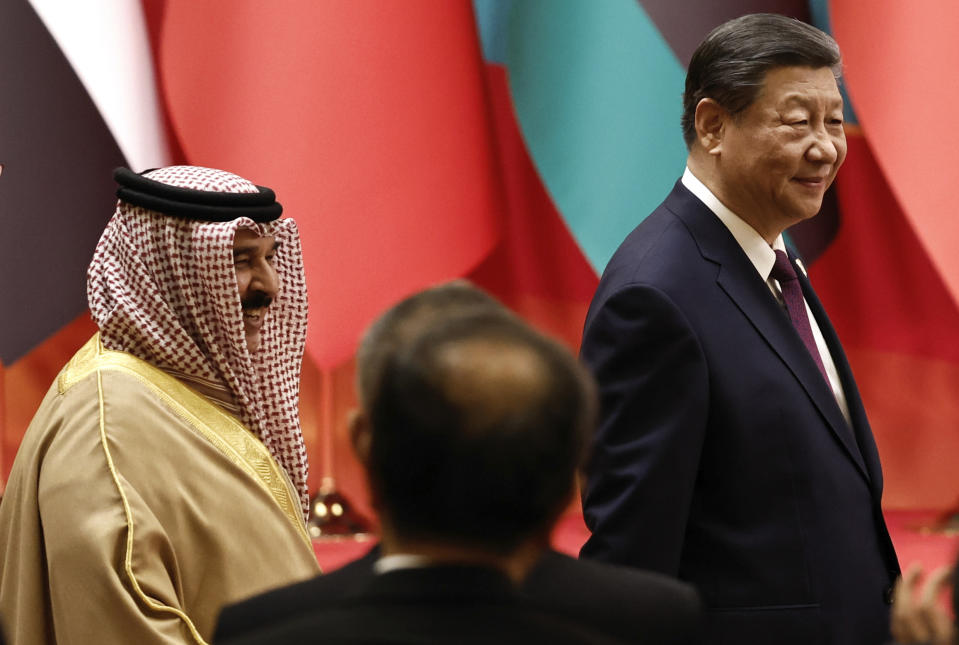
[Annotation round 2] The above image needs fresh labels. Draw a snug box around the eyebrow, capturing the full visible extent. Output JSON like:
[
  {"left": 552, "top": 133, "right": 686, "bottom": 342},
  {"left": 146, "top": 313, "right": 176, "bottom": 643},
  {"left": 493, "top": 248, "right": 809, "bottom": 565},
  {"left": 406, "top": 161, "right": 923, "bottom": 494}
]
[
  {"left": 233, "top": 241, "right": 281, "bottom": 257},
  {"left": 781, "top": 93, "right": 844, "bottom": 109}
]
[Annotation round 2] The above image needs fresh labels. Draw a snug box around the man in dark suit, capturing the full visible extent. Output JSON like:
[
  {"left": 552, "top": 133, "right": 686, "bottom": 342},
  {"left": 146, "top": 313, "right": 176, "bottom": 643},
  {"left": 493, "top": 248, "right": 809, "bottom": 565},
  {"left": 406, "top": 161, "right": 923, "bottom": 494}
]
[
  {"left": 579, "top": 13, "right": 900, "bottom": 645},
  {"left": 216, "top": 283, "right": 701, "bottom": 644}
]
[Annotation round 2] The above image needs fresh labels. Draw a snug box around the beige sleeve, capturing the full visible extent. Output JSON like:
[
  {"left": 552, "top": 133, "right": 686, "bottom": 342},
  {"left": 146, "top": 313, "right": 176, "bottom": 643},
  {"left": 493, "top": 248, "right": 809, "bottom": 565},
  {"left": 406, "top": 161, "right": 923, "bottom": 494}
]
[
  {"left": 1, "top": 368, "right": 318, "bottom": 645},
  {"left": 37, "top": 374, "right": 207, "bottom": 645}
]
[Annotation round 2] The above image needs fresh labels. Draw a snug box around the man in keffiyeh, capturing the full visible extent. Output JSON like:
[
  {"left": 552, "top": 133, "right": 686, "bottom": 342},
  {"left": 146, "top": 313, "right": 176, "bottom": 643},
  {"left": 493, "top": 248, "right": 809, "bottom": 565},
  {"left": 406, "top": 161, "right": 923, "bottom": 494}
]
[{"left": 0, "top": 166, "right": 320, "bottom": 645}]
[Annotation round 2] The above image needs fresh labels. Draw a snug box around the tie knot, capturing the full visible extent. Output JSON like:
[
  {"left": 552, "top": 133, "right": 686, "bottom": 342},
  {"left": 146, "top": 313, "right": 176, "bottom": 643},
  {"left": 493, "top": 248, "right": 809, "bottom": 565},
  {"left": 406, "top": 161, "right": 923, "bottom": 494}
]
[{"left": 771, "top": 250, "right": 797, "bottom": 282}]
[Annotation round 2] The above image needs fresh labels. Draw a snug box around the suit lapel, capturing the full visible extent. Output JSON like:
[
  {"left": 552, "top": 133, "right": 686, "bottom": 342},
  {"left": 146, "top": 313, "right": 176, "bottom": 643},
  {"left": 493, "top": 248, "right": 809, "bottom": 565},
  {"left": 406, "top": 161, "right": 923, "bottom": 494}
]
[{"left": 664, "top": 183, "right": 870, "bottom": 481}]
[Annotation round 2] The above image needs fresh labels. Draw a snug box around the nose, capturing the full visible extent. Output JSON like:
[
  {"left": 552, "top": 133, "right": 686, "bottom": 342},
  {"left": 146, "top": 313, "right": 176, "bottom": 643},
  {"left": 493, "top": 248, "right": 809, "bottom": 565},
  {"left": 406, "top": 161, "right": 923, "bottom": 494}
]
[
  {"left": 806, "top": 127, "right": 840, "bottom": 165},
  {"left": 251, "top": 259, "right": 280, "bottom": 300}
]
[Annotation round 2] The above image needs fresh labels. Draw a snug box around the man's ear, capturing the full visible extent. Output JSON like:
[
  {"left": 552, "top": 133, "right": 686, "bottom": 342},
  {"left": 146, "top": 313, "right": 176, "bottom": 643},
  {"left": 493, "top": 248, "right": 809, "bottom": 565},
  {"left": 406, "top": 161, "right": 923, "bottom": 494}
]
[
  {"left": 348, "top": 407, "right": 384, "bottom": 515},
  {"left": 348, "top": 408, "right": 372, "bottom": 466},
  {"left": 694, "top": 98, "right": 727, "bottom": 156}
]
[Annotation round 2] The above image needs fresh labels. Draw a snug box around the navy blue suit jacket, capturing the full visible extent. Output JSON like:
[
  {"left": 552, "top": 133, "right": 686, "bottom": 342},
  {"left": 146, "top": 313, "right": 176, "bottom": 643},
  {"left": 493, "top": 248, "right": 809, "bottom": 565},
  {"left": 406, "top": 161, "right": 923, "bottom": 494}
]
[{"left": 579, "top": 181, "right": 899, "bottom": 644}]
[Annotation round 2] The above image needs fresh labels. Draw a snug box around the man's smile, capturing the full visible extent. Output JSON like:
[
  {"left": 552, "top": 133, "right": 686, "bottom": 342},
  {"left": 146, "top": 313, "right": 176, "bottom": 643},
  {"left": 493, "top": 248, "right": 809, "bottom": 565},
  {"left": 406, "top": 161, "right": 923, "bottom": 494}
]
[{"left": 243, "top": 308, "right": 266, "bottom": 330}]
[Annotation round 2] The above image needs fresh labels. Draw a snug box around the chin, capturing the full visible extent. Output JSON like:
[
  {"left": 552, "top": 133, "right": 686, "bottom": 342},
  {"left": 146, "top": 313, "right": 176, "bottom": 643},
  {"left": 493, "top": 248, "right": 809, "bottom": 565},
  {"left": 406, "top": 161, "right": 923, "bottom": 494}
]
[{"left": 789, "top": 200, "right": 826, "bottom": 222}]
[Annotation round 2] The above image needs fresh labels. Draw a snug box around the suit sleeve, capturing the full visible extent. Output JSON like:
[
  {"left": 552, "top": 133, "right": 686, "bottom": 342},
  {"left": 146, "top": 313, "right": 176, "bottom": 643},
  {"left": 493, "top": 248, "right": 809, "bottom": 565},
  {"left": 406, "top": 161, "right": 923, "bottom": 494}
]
[{"left": 579, "top": 284, "right": 708, "bottom": 575}]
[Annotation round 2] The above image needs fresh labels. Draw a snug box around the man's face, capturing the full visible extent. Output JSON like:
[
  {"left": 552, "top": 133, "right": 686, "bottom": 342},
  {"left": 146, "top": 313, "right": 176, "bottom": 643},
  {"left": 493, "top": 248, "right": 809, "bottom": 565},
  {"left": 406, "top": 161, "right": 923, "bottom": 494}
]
[
  {"left": 233, "top": 228, "right": 280, "bottom": 352},
  {"left": 713, "top": 65, "right": 847, "bottom": 235}
]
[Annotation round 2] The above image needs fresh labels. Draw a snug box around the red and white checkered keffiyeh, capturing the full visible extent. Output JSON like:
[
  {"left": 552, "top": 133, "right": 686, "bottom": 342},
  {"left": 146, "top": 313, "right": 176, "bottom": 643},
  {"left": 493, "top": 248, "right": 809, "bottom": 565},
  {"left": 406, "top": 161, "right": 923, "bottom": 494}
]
[{"left": 87, "top": 166, "right": 310, "bottom": 517}]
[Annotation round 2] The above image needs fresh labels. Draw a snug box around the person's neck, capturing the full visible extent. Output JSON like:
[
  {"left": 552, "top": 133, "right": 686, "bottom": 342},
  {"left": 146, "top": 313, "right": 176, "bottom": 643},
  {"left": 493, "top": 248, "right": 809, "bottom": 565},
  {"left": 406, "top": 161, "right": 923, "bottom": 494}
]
[
  {"left": 686, "top": 154, "right": 785, "bottom": 245},
  {"left": 380, "top": 529, "right": 547, "bottom": 584}
]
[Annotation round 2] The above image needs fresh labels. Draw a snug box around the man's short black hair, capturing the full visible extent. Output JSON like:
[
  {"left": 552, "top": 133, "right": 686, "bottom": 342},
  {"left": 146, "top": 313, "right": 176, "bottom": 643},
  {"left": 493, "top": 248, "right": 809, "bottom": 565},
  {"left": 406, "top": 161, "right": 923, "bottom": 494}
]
[
  {"left": 355, "top": 281, "right": 510, "bottom": 407},
  {"left": 681, "top": 13, "right": 841, "bottom": 147},
  {"left": 369, "top": 311, "right": 596, "bottom": 555}
]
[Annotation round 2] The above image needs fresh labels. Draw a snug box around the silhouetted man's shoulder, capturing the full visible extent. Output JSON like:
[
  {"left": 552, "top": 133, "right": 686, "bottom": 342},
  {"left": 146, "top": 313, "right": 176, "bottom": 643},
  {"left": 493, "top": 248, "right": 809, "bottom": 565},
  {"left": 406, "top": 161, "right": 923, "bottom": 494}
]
[
  {"left": 217, "top": 546, "right": 700, "bottom": 644},
  {"left": 525, "top": 551, "right": 703, "bottom": 644},
  {"left": 214, "top": 547, "right": 378, "bottom": 642},
  {"left": 220, "top": 564, "right": 626, "bottom": 645}
]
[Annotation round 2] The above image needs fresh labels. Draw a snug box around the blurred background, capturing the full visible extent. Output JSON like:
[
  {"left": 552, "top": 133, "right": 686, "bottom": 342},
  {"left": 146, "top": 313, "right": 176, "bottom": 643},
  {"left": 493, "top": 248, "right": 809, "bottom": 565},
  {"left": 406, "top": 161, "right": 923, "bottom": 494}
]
[{"left": 1, "top": 0, "right": 957, "bottom": 559}]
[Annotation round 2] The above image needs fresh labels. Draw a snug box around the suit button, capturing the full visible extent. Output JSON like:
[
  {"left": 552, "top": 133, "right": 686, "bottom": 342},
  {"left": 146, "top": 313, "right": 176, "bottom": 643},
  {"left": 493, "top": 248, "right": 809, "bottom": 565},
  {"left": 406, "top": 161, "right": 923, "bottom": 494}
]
[{"left": 884, "top": 586, "right": 894, "bottom": 605}]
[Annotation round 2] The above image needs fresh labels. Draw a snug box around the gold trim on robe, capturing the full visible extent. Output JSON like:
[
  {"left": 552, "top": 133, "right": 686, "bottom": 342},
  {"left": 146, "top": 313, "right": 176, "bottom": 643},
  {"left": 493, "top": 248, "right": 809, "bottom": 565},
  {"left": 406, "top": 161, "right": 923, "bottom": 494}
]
[
  {"left": 0, "top": 335, "right": 320, "bottom": 645},
  {"left": 59, "top": 334, "right": 311, "bottom": 548}
]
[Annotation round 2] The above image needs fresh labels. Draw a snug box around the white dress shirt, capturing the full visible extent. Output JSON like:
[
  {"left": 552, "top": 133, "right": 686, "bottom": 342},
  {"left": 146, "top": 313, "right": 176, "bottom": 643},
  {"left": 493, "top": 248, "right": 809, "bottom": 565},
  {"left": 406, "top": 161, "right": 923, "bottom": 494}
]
[{"left": 681, "top": 168, "right": 852, "bottom": 426}]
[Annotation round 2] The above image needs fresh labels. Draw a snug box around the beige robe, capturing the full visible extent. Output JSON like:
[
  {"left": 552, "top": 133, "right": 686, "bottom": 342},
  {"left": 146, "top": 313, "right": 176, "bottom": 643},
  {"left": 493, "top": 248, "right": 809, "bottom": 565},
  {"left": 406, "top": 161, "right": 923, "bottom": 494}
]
[{"left": 0, "top": 336, "right": 319, "bottom": 644}]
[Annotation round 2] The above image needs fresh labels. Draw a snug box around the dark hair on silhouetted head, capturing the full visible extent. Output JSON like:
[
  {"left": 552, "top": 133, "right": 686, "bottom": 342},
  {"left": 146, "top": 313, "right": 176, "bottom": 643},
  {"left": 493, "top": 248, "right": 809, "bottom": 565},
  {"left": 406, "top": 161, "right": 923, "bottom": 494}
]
[
  {"left": 369, "top": 311, "right": 596, "bottom": 555},
  {"left": 355, "top": 281, "right": 511, "bottom": 407},
  {"left": 681, "top": 13, "right": 841, "bottom": 147}
]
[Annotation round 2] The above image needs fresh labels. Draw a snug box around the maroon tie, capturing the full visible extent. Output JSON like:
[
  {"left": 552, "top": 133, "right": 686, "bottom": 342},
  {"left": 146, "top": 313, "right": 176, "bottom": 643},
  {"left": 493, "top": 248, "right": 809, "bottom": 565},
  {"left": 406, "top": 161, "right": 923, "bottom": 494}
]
[{"left": 771, "top": 250, "right": 828, "bottom": 382}]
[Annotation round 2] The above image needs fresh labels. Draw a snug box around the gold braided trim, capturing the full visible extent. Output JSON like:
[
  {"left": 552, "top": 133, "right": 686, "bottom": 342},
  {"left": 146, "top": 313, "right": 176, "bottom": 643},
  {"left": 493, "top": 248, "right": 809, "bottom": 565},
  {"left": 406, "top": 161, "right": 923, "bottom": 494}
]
[{"left": 61, "top": 335, "right": 310, "bottom": 548}]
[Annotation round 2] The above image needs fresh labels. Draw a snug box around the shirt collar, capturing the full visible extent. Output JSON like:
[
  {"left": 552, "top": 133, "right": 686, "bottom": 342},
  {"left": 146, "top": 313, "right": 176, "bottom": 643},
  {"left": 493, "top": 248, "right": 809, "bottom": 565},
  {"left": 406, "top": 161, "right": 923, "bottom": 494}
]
[
  {"left": 374, "top": 554, "right": 435, "bottom": 574},
  {"left": 681, "top": 167, "right": 786, "bottom": 281}
]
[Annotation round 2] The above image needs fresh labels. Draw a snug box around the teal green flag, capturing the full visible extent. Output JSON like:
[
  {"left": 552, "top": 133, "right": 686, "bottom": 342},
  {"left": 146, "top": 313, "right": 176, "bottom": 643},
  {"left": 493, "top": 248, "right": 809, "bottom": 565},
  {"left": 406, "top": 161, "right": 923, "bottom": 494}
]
[{"left": 502, "top": 0, "right": 687, "bottom": 273}]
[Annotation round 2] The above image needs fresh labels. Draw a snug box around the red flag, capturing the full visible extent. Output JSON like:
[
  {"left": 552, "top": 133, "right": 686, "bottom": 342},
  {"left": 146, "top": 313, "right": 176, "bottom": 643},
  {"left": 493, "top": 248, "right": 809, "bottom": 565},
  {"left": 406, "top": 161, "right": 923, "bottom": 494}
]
[
  {"left": 831, "top": 1, "right": 959, "bottom": 307},
  {"left": 813, "top": 133, "right": 959, "bottom": 509}
]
